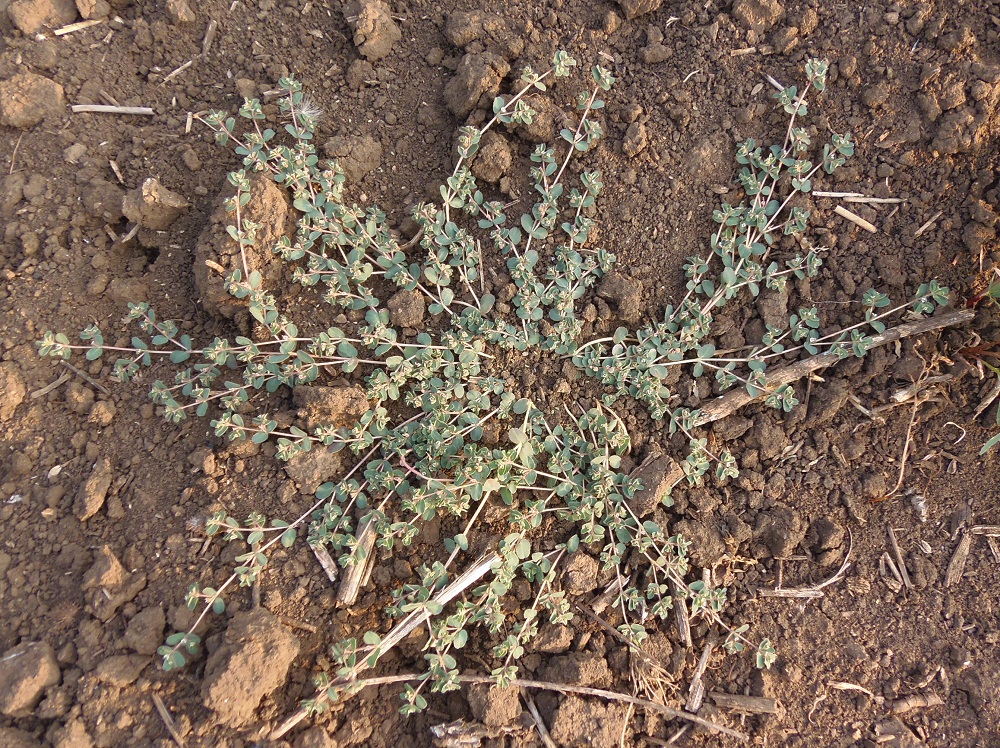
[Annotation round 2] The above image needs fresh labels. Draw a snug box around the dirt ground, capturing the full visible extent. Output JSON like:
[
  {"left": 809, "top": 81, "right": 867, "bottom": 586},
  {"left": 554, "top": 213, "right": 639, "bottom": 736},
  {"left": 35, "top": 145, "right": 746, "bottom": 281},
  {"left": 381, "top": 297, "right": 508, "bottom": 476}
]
[{"left": 1, "top": 0, "right": 1000, "bottom": 746}]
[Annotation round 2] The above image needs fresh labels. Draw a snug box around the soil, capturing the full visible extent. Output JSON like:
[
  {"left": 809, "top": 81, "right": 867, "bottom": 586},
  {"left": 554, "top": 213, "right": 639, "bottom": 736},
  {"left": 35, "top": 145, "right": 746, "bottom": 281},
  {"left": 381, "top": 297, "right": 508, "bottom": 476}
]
[{"left": 1, "top": 1, "right": 1000, "bottom": 747}]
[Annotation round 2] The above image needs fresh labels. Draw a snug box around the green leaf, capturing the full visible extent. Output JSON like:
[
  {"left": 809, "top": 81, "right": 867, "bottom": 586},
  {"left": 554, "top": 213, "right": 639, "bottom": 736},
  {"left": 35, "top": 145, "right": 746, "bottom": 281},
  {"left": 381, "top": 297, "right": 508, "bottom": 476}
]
[
  {"left": 508, "top": 427, "right": 528, "bottom": 445},
  {"left": 981, "top": 432, "right": 1000, "bottom": 455}
]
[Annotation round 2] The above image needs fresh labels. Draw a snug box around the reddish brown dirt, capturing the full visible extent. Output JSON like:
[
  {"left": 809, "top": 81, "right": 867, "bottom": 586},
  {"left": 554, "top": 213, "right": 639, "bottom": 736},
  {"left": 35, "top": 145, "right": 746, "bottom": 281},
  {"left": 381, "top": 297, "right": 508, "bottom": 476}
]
[{"left": 1, "top": 1, "right": 999, "bottom": 747}]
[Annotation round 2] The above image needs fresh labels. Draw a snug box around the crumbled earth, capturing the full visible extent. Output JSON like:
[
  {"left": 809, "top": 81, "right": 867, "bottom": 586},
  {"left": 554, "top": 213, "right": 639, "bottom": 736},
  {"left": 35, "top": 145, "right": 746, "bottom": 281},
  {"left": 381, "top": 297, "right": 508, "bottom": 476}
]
[{"left": 1, "top": 1, "right": 1000, "bottom": 747}]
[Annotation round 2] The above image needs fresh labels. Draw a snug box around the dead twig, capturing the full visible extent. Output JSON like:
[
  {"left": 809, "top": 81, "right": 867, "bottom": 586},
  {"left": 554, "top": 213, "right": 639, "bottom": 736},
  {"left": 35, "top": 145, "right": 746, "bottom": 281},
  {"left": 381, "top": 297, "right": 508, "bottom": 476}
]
[
  {"left": 30, "top": 371, "right": 71, "bottom": 399},
  {"left": 813, "top": 191, "right": 904, "bottom": 204},
  {"left": 828, "top": 681, "right": 879, "bottom": 700},
  {"left": 913, "top": 210, "right": 944, "bottom": 238},
  {"left": 970, "top": 525, "right": 1000, "bottom": 537},
  {"left": 8, "top": 132, "right": 24, "bottom": 174},
  {"left": 162, "top": 59, "right": 195, "bottom": 86},
  {"left": 887, "top": 526, "right": 913, "bottom": 590},
  {"left": 834, "top": 205, "right": 878, "bottom": 233},
  {"left": 151, "top": 693, "right": 186, "bottom": 747},
  {"left": 973, "top": 378, "right": 1000, "bottom": 420},
  {"left": 692, "top": 310, "right": 975, "bottom": 427},
  {"left": 944, "top": 532, "right": 972, "bottom": 587},
  {"left": 60, "top": 360, "right": 112, "bottom": 396},
  {"left": 335, "top": 519, "right": 376, "bottom": 606},
  {"left": 523, "top": 691, "right": 557, "bottom": 748},
  {"left": 278, "top": 615, "right": 317, "bottom": 634},
  {"left": 709, "top": 692, "right": 779, "bottom": 714},
  {"left": 575, "top": 604, "right": 669, "bottom": 681},
  {"left": 71, "top": 104, "right": 155, "bottom": 115},
  {"left": 311, "top": 543, "right": 339, "bottom": 584},
  {"left": 685, "top": 637, "right": 714, "bottom": 712},
  {"left": 201, "top": 19, "right": 219, "bottom": 55},
  {"left": 891, "top": 692, "right": 944, "bottom": 714},
  {"left": 760, "top": 531, "right": 852, "bottom": 598},
  {"left": 881, "top": 368, "right": 928, "bottom": 501},
  {"left": 54, "top": 18, "right": 104, "bottom": 35},
  {"left": 671, "top": 580, "right": 692, "bottom": 648}
]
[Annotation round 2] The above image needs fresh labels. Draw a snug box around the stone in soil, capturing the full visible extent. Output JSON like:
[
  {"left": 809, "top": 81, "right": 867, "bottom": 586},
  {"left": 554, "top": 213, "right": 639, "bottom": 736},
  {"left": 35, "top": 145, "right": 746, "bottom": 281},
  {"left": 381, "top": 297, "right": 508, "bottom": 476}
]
[
  {"left": 164, "top": 0, "right": 193, "bottom": 24},
  {"left": 549, "top": 695, "right": 628, "bottom": 746},
  {"left": 510, "top": 93, "right": 559, "bottom": 143},
  {"left": 7, "top": 0, "right": 76, "bottom": 34},
  {"left": 0, "top": 72, "right": 65, "bottom": 129},
  {"left": 562, "top": 552, "right": 599, "bottom": 595},
  {"left": 322, "top": 134, "right": 382, "bottom": 184},
  {"left": 49, "top": 719, "right": 93, "bottom": 748},
  {"left": 628, "top": 453, "right": 683, "bottom": 516},
  {"left": 194, "top": 172, "right": 289, "bottom": 321},
  {"left": 615, "top": 0, "right": 663, "bottom": 20},
  {"left": 0, "top": 728, "right": 43, "bottom": 748},
  {"left": 94, "top": 654, "right": 149, "bottom": 687},
  {"left": 806, "top": 517, "right": 845, "bottom": 566},
  {"left": 122, "top": 177, "right": 189, "bottom": 231},
  {"left": 293, "top": 384, "right": 370, "bottom": 432},
  {"left": 343, "top": 0, "right": 401, "bottom": 60},
  {"left": 123, "top": 606, "right": 165, "bottom": 656},
  {"left": 82, "top": 545, "right": 124, "bottom": 590},
  {"left": 0, "top": 641, "right": 60, "bottom": 716},
  {"left": 713, "top": 415, "right": 752, "bottom": 442},
  {"left": 80, "top": 179, "right": 125, "bottom": 223},
  {"left": 201, "top": 608, "right": 300, "bottom": 729},
  {"left": 755, "top": 287, "right": 788, "bottom": 329},
  {"left": 87, "top": 565, "right": 147, "bottom": 623},
  {"left": 284, "top": 448, "right": 345, "bottom": 494},
  {"left": 75, "top": 0, "right": 110, "bottom": 19},
  {"left": 88, "top": 399, "right": 115, "bottom": 427},
  {"left": 538, "top": 652, "right": 612, "bottom": 689},
  {"left": 444, "top": 9, "right": 502, "bottom": 48},
  {"left": 531, "top": 623, "right": 573, "bottom": 654},
  {"left": 754, "top": 504, "right": 805, "bottom": 558},
  {"left": 597, "top": 271, "right": 644, "bottom": 324},
  {"left": 386, "top": 288, "right": 425, "bottom": 328},
  {"left": 0, "top": 362, "right": 25, "bottom": 422},
  {"left": 444, "top": 52, "right": 509, "bottom": 119},
  {"left": 466, "top": 682, "right": 521, "bottom": 726},
  {"left": 731, "top": 0, "right": 784, "bottom": 32},
  {"left": 470, "top": 131, "right": 512, "bottom": 183},
  {"left": 74, "top": 457, "right": 113, "bottom": 521},
  {"left": 673, "top": 518, "right": 727, "bottom": 566},
  {"left": 805, "top": 379, "right": 850, "bottom": 426},
  {"left": 622, "top": 121, "right": 648, "bottom": 157},
  {"left": 294, "top": 727, "right": 337, "bottom": 748},
  {"left": 640, "top": 40, "right": 671, "bottom": 64}
]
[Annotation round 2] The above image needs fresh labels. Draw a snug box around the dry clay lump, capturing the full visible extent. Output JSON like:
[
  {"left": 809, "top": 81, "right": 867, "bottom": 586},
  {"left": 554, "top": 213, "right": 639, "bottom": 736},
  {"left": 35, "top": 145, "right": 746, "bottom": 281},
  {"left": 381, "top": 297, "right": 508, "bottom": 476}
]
[
  {"left": 122, "top": 177, "right": 189, "bottom": 231},
  {"left": 0, "top": 362, "right": 25, "bottom": 422},
  {"left": 201, "top": 609, "right": 300, "bottom": 728},
  {"left": 0, "top": 72, "right": 64, "bottom": 129},
  {"left": 195, "top": 173, "right": 289, "bottom": 321},
  {"left": 0, "top": 641, "right": 60, "bottom": 716},
  {"left": 616, "top": 0, "right": 663, "bottom": 20},
  {"left": 343, "top": 0, "right": 400, "bottom": 60},
  {"left": 8, "top": 0, "right": 76, "bottom": 34}
]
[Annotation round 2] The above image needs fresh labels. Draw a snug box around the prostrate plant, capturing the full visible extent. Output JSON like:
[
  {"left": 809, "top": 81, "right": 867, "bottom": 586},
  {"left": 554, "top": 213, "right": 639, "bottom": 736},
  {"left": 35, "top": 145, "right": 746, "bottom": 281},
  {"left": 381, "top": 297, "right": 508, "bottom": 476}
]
[
  {"left": 573, "top": 59, "right": 949, "bottom": 484},
  {"left": 38, "top": 53, "right": 949, "bottom": 717}
]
